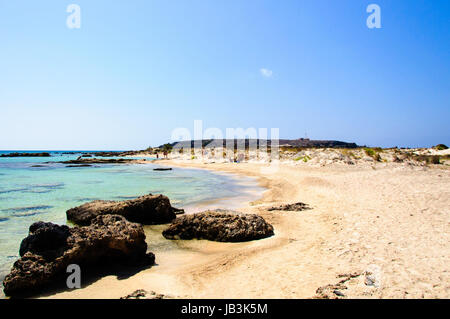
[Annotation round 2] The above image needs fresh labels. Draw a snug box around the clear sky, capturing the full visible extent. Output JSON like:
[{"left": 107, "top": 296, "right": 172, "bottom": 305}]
[{"left": 0, "top": 0, "right": 449, "bottom": 150}]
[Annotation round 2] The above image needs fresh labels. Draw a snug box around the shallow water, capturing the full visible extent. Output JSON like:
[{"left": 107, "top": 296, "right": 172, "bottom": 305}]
[{"left": 0, "top": 151, "right": 263, "bottom": 284}]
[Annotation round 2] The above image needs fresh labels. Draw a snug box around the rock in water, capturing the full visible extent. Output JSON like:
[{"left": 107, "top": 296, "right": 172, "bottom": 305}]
[
  {"left": 0, "top": 152, "right": 50, "bottom": 158},
  {"left": 162, "top": 210, "right": 274, "bottom": 242},
  {"left": 3, "top": 215, "right": 152, "bottom": 297},
  {"left": 66, "top": 194, "right": 177, "bottom": 226}
]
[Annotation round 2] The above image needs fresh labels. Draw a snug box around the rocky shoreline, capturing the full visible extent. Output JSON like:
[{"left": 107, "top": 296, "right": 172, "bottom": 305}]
[
  {"left": 2, "top": 193, "right": 274, "bottom": 297},
  {"left": 3, "top": 215, "right": 154, "bottom": 297}
]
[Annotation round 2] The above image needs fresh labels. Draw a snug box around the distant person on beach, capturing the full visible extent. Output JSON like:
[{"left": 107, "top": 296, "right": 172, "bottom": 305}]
[
  {"left": 163, "top": 150, "right": 168, "bottom": 159},
  {"left": 156, "top": 153, "right": 159, "bottom": 159}
]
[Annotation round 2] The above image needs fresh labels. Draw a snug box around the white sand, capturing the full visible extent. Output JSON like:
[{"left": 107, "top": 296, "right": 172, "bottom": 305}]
[{"left": 44, "top": 160, "right": 450, "bottom": 299}]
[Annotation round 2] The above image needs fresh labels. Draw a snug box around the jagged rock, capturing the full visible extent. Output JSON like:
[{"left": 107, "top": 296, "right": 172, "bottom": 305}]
[
  {"left": 2, "top": 215, "right": 152, "bottom": 297},
  {"left": 267, "top": 202, "right": 311, "bottom": 212},
  {"left": 66, "top": 194, "right": 178, "bottom": 226},
  {"left": 162, "top": 210, "right": 274, "bottom": 242}
]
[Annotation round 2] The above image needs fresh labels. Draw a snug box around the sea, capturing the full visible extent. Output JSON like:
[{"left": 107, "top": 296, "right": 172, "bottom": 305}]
[{"left": 0, "top": 150, "right": 263, "bottom": 284}]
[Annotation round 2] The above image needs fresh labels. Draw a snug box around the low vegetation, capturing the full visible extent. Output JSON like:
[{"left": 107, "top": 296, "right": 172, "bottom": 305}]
[
  {"left": 434, "top": 144, "right": 448, "bottom": 150},
  {"left": 364, "top": 148, "right": 382, "bottom": 161}
]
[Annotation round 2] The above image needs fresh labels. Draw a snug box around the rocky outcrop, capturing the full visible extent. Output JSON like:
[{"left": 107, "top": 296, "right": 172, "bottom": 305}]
[
  {"left": 1, "top": 152, "right": 50, "bottom": 157},
  {"left": 267, "top": 202, "right": 311, "bottom": 212},
  {"left": 55, "top": 158, "right": 144, "bottom": 165},
  {"left": 2, "top": 215, "right": 153, "bottom": 297},
  {"left": 65, "top": 164, "right": 93, "bottom": 168},
  {"left": 162, "top": 210, "right": 274, "bottom": 242},
  {"left": 91, "top": 150, "right": 153, "bottom": 157},
  {"left": 66, "top": 194, "right": 179, "bottom": 226}
]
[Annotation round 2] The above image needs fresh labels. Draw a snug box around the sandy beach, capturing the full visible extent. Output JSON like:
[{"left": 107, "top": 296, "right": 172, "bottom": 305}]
[{"left": 42, "top": 159, "right": 450, "bottom": 299}]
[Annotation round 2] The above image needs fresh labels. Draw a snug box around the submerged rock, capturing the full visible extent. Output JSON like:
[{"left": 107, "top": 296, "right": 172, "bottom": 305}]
[
  {"left": 162, "top": 210, "right": 274, "bottom": 242},
  {"left": 2, "top": 215, "right": 152, "bottom": 297},
  {"left": 66, "top": 194, "right": 178, "bottom": 226}
]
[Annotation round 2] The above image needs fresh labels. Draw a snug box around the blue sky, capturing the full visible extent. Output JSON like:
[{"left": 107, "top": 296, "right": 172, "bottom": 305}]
[{"left": 0, "top": 0, "right": 449, "bottom": 150}]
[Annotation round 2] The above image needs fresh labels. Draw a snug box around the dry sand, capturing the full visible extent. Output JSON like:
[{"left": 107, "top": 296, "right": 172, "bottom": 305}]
[{"left": 44, "top": 160, "right": 450, "bottom": 299}]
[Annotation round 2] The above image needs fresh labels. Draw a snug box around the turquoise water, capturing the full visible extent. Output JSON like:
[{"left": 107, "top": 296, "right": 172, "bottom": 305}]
[{"left": 0, "top": 151, "right": 263, "bottom": 282}]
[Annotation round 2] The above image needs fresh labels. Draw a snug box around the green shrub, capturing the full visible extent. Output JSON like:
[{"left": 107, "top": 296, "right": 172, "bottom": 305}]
[
  {"left": 364, "top": 148, "right": 375, "bottom": 157},
  {"left": 415, "top": 155, "right": 441, "bottom": 164},
  {"left": 434, "top": 144, "right": 448, "bottom": 150},
  {"left": 294, "top": 155, "right": 311, "bottom": 162},
  {"left": 364, "top": 147, "right": 382, "bottom": 161}
]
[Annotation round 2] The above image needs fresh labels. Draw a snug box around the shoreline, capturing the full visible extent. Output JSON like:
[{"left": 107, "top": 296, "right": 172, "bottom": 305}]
[
  {"left": 0, "top": 159, "right": 264, "bottom": 300},
  {"left": 37, "top": 159, "right": 450, "bottom": 298}
]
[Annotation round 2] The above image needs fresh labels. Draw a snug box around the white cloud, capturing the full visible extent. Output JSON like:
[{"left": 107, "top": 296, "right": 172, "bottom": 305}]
[{"left": 260, "top": 68, "right": 273, "bottom": 78}]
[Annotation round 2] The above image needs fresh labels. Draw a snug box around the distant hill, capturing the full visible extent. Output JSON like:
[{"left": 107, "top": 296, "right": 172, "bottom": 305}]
[{"left": 162, "top": 138, "right": 358, "bottom": 149}]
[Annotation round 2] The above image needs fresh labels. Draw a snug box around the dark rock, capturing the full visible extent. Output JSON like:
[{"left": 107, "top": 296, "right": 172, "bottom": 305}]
[
  {"left": 0, "top": 152, "right": 51, "bottom": 158},
  {"left": 267, "top": 202, "right": 311, "bottom": 212},
  {"left": 92, "top": 150, "right": 152, "bottom": 157},
  {"left": 140, "top": 252, "right": 156, "bottom": 266},
  {"left": 56, "top": 158, "right": 141, "bottom": 165},
  {"left": 162, "top": 210, "right": 274, "bottom": 242},
  {"left": 121, "top": 289, "right": 148, "bottom": 299},
  {"left": 153, "top": 168, "right": 172, "bottom": 171},
  {"left": 31, "top": 165, "right": 46, "bottom": 168},
  {"left": 120, "top": 289, "right": 172, "bottom": 299},
  {"left": 19, "top": 222, "right": 70, "bottom": 260},
  {"left": 2, "top": 215, "right": 151, "bottom": 297},
  {"left": 333, "top": 290, "right": 345, "bottom": 297},
  {"left": 66, "top": 194, "right": 177, "bottom": 226},
  {"left": 65, "top": 164, "right": 93, "bottom": 168}
]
